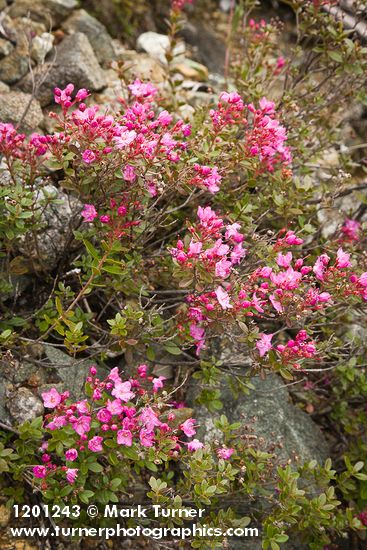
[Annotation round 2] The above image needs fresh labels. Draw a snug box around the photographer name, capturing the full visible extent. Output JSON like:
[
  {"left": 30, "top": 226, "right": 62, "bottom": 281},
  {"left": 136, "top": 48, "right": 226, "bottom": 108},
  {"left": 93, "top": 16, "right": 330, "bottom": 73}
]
[{"left": 105, "top": 504, "right": 205, "bottom": 519}]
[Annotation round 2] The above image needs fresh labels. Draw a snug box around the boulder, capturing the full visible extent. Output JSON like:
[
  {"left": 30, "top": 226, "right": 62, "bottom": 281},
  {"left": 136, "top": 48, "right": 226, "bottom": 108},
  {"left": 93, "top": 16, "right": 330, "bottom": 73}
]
[
  {"left": 9, "top": 0, "right": 77, "bottom": 27},
  {"left": 62, "top": 9, "right": 115, "bottom": 67},
  {"left": 42, "top": 345, "right": 108, "bottom": 401},
  {"left": 6, "top": 387, "right": 44, "bottom": 424},
  {"left": 18, "top": 185, "right": 82, "bottom": 271},
  {"left": 0, "top": 91, "right": 44, "bottom": 132},
  {"left": 17, "top": 32, "right": 106, "bottom": 106},
  {"left": 188, "top": 374, "right": 330, "bottom": 465},
  {"left": 0, "top": 38, "right": 14, "bottom": 59}
]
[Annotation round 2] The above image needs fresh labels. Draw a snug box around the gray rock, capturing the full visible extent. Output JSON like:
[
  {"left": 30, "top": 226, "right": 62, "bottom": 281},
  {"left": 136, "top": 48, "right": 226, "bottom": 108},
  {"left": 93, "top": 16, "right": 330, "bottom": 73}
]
[
  {"left": 7, "top": 387, "right": 44, "bottom": 424},
  {"left": 0, "top": 91, "right": 44, "bottom": 132},
  {"left": 30, "top": 32, "right": 54, "bottom": 64},
  {"left": 18, "top": 185, "right": 82, "bottom": 271},
  {"left": 43, "top": 345, "right": 108, "bottom": 400},
  {"left": 0, "top": 49, "right": 29, "bottom": 85},
  {"left": 17, "top": 32, "right": 107, "bottom": 106},
  {"left": 180, "top": 21, "right": 226, "bottom": 73},
  {"left": 189, "top": 374, "right": 329, "bottom": 465},
  {"left": 62, "top": 9, "right": 115, "bottom": 67},
  {"left": 137, "top": 32, "right": 185, "bottom": 65},
  {"left": 0, "top": 38, "right": 14, "bottom": 59},
  {"left": 9, "top": 0, "right": 77, "bottom": 27}
]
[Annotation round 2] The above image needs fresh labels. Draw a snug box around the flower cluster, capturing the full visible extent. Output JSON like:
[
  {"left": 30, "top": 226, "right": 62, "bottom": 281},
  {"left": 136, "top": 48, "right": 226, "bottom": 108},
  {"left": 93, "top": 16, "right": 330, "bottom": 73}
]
[
  {"left": 32, "top": 365, "right": 233, "bottom": 488},
  {"left": 171, "top": 210, "right": 366, "bottom": 356},
  {"left": 170, "top": 205, "right": 246, "bottom": 279},
  {"left": 257, "top": 330, "right": 317, "bottom": 370},
  {"left": 210, "top": 94, "right": 291, "bottom": 172}
]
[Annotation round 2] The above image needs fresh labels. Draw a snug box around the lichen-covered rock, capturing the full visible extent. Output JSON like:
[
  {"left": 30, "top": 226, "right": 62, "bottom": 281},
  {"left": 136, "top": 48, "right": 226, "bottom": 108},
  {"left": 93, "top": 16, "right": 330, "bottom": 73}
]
[
  {"left": 18, "top": 185, "right": 82, "bottom": 271},
  {"left": 188, "top": 374, "right": 329, "bottom": 465},
  {"left": 30, "top": 32, "right": 54, "bottom": 64},
  {"left": 0, "top": 91, "right": 44, "bottom": 132},
  {"left": 62, "top": 9, "right": 115, "bottom": 67},
  {"left": 17, "top": 32, "right": 106, "bottom": 106},
  {"left": 9, "top": 0, "right": 77, "bottom": 27},
  {"left": 42, "top": 345, "right": 108, "bottom": 401},
  {"left": 7, "top": 387, "right": 44, "bottom": 424}
]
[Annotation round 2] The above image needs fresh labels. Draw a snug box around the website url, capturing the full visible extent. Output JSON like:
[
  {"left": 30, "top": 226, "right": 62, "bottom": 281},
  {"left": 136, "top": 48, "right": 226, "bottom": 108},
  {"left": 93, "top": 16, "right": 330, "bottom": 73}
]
[{"left": 9, "top": 524, "right": 259, "bottom": 540}]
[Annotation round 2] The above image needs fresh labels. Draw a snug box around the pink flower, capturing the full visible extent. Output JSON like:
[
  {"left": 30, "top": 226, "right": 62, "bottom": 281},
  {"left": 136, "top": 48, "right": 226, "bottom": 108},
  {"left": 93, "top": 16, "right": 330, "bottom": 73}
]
[
  {"left": 75, "top": 88, "right": 89, "bottom": 102},
  {"left": 76, "top": 400, "right": 89, "bottom": 414},
  {"left": 215, "top": 286, "right": 232, "bottom": 309},
  {"left": 81, "top": 204, "right": 98, "bottom": 222},
  {"left": 187, "top": 439, "right": 204, "bottom": 452},
  {"left": 33, "top": 465, "right": 47, "bottom": 478},
  {"left": 190, "top": 324, "right": 206, "bottom": 355},
  {"left": 111, "top": 381, "right": 135, "bottom": 402},
  {"left": 359, "top": 272, "right": 367, "bottom": 287},
  {"left": 217, "top": 447, "right": 235, "bottom": 460},
  {"left": 73, "top": 415, "right": 91, "bottom": 436},
  {"left": 82, "top": 149, "right": 96, "bottom": 164},
  {"left": 66, "top": 468, "right": 78, "bottom": 484},
  {"left": 139, "top": 407, "right": 162, "bottom": 431},
  {"left": 336, "top": 248, "right": 351, "bottom": 269},
  {"left": 313, "top": 254, "right": 330, "bottom": 281},
  {"left": 256, "top": 333, "right": 273, "bottom": 357},
  {"left": 124, "top": 164, "right": 136, "bottom": 182},
  {"left": 65, "top": 449, "right": 78, "bottom": 461},
  {"left": 137, "top": 364, "right": 148, "bottom": 378},
  {"left": 215, "top": 259, "right": 232, "bottom": 279},
  {"left": 180, "top": 418, "right": 197, "bottom": 437},
  {"left": 341, "top": 219, "right": 360, "bottom": 241},
  {"left": 152, "top": 376, "right": 166, "bottom": 393},
  {"left": 100, "top": 215, "right": 110, "bottom": 224},
  {"left": 117, "top": 429, "right": 133, "bottom": 446},
  {"left": 276, "top": 252, "right": 292, "bottom": 268},
  {"left": 41, "top": 388, "right": 62, "bottom": 409},
  {"left": 88, "top": 436, "right": 103, "bottom": 452},
  {"left": 284, "top": 231, "right": 303, "bottom": 245},
  {"left": 97, "top": 409, "right": 112, "bottom": 423},
  {"left": 128, "top": 79, "right": 157, "bottom": 99},
  {"left": 139, "top": 429, "right": 154, "bottom": 447},
  {"left": 106, "top": 399, "right": 124, "bottom": 415},
  {"left": 114, "top": 129, "right": 137, "bottom": 149}
]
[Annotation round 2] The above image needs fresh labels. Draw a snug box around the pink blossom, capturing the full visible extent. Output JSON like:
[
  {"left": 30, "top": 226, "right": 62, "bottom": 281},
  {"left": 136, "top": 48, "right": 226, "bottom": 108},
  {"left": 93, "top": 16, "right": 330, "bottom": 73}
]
[
  {"left": 124, "top": 164, "right": 136, "bottom": 182},
  {"left": 66, "top": 468, "right": 78, "bottom": 484},
  {"left": 187, "top": 439, "right": 204, "bottom": 452},
  {"left": 284, "top": 231, "right": 304, "bottom": 246},
  {"left": 217, "top": 447, "right": 235, "bottom": 460},
  {"left": 81, "top": 204, "right": 98, "bottom": 222},
  {"left": 359, "top": 272, "right": 367, "bottom": 287},
  {"left": 82, "top": 149, "right": 96, "bottom": 164},
  {"left": 215, "top": 258, "right": 232, "bottom": 278},
  {"left": 65, "top": 449, "right": 78, "bottom": 461},
  {"left": 137, "top": 364, "right": 148, "bottom": 378},
  {"left": 139, "top": 429, "right": 154, "bottom": 447},
  {"left": 114, "top": 129, "right": 137, "bottom": 149},
  {"left": 97, "top": 409, "right": 112, "bottom": 423},
  {"left": 139, "top": 407, "right": 162, "bottom": 431},
  {"left": 41, "top": 388, "right": 62, "bottom": 409},
  {"left": 276, "top": 252, "right": 292, "bottom": 268},
  {"left": 256, "top": 333, "right": 273, "bottom": 357},
  {"left": 128, "top": 79, "right": 157, "bottom": 99},
  {"left": 152, "top": 376, "right": 166, "bottom": 393},
  {"left": 106, "top": 399, "right": 123, "bottom": 415},
  {"left": 111, "top": 381, "right": 135, "bottom": 402},
  {"left": 33, "top": 465, "right": 47, "bottom": 478},
  {"left": 190, "top": 324, "right": 206, "bottom": 355},
  {"left": 73, "top": 415, "right": 91, "bottom": 436},
  {"left": 215, "top": 286, "right": 233, "bottom": 309},
  {"left": 88, "top": 436, "right": 103, "bottom": 452},
  {"left": 341, "top": 219, "right": 361, "bottom": 241},
  {"left": 180, "top": 418, "right": 197, "bottom": 437},
  {"left": 117, "top": 429, "right": 133, "bottom": 446},
  {"left": 336, "top": 248, "right": 351, "bottom": 269},
  {"left": 313, "top": 254, "right": 330, "bottom": 281},
  {"left": 76, "top": 400, "right": 90, "bottom": 414}
]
